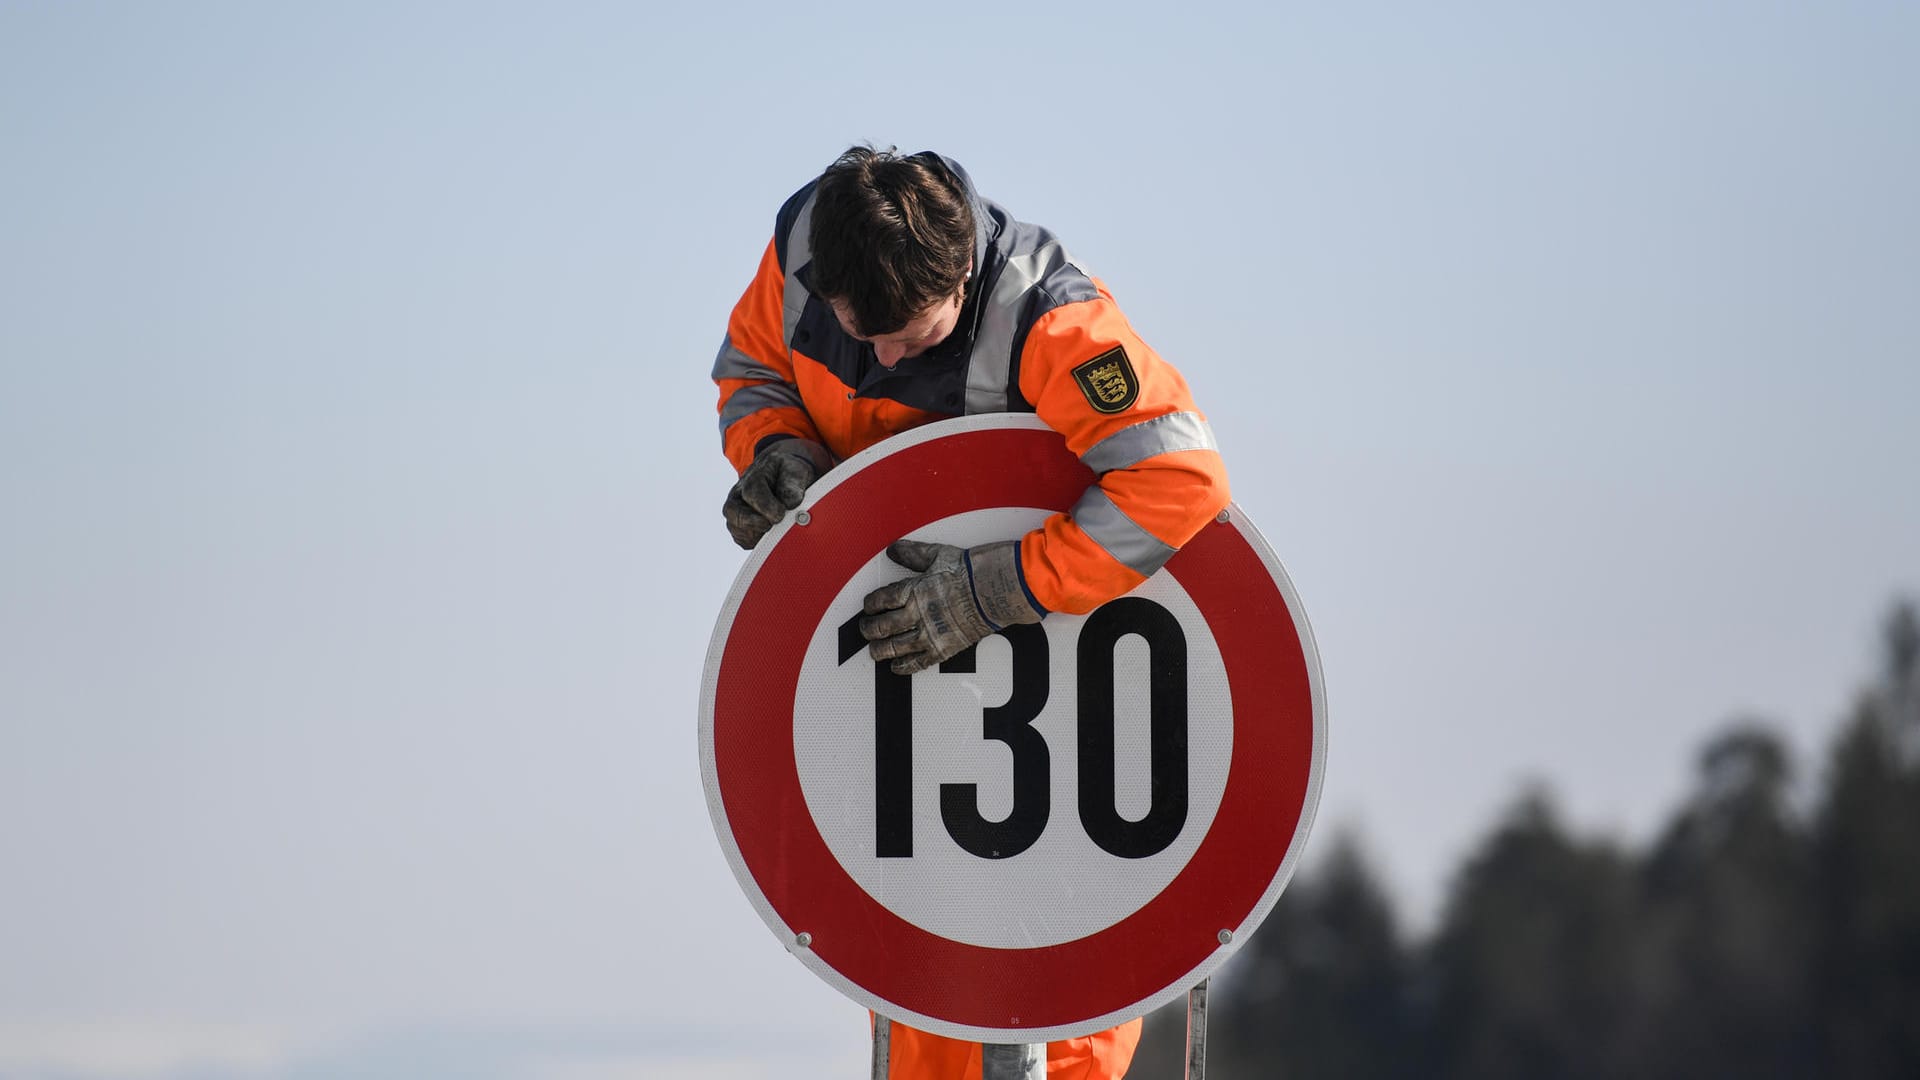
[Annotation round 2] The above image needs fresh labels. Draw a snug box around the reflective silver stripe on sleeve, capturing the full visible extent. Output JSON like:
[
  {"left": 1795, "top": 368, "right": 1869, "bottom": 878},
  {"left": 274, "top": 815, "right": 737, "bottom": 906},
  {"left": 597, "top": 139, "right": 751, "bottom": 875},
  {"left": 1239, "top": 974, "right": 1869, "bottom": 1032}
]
[
  {"left": 1079, "top": 412, "right": 1218, "bottom": 473},
  {"left": 718, "top": 381, "right": 806, "bottom": 433},
  {"left": 966, "top": 242, "right": 1064, "bottom": 414},
  {"left": 711, "top": 334, "right": 785, "bottom": 383},
  {"left": 781, "top": 194, "right": 816, "bottom": 348},
  {"left": 1071, "top": 487, "right": 1178, "bottom": 579}
]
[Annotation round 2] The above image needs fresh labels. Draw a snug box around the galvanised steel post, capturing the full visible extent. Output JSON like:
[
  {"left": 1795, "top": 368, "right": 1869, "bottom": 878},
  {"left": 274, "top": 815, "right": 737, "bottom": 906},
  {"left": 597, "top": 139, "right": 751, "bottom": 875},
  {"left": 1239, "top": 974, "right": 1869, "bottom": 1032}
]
[
  {"left": 1185, "top": 980, "right": 1210, "bottom": 1080},
  {"left": 982, "top": 1041, "right": 1045, "bottom": 1079}
]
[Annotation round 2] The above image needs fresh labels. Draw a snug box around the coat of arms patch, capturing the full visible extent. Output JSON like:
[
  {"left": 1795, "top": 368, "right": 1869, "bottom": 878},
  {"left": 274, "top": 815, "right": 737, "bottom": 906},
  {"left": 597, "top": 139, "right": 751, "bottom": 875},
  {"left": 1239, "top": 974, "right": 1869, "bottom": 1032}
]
[{"left": 1071, "top": 347, "right": 1140, "bottom": 414}]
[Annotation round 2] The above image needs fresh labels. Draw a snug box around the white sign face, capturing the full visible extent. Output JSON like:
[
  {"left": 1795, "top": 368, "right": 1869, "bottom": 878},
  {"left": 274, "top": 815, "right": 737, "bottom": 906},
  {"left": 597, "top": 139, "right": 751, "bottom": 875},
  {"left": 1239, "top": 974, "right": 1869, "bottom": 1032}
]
[
  {"left": 792, "top": 506, "right": 1234, "bottom": 949},
  {"left": 700, "top": 415, "right": 1325, "bottom": 1044}
]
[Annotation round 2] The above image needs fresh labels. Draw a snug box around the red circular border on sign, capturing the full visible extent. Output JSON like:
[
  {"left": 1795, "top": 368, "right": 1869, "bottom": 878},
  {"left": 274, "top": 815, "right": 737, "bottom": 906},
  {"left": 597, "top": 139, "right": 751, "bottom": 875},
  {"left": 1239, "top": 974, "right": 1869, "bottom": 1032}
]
[{"left": 711, "top": 425, "right": 1314, "bottom": 1031}]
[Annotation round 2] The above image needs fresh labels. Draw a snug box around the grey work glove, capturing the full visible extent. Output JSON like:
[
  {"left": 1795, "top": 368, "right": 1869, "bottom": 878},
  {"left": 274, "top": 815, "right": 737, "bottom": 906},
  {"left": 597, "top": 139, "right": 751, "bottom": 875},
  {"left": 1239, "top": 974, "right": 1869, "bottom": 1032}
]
[
  {"left": 860, "top": 539, "right": 1045, "bottom": 675},
  {"left": 722, "top": 438, "right": 833, "bottom": 550}
]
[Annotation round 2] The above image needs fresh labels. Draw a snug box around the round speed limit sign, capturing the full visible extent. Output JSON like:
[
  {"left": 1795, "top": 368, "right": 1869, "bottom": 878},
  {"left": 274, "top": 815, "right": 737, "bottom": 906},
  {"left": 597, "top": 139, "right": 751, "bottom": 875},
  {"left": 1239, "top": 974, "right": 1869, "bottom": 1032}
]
[{"left": 699, "top": 414, "right": 1325, "bottom": 1043}]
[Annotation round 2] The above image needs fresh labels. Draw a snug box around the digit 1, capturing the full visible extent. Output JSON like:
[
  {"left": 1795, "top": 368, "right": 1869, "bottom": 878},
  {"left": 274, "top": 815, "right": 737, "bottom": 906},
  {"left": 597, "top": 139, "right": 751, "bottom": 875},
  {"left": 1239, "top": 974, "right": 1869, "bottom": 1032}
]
[
  {"left": 839, "top": 613, "right": 913, "bottom": 857},
  {"left": 1078, "top": 597, "right": 1189, "bottom": 859}
]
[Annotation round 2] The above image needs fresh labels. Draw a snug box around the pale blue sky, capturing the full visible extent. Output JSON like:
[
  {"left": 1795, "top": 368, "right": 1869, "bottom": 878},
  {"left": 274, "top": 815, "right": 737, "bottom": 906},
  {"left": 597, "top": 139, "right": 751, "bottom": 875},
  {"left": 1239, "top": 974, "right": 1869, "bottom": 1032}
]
[{"left": 3, "top": 2, "right": 1916, "bottom": 1076}]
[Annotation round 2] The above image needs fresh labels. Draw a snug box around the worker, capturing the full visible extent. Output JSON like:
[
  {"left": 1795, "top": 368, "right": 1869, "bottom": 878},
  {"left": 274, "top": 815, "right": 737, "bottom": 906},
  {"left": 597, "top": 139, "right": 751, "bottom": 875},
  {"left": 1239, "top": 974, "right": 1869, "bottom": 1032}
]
[{"left": 711, "top": 145, "right": 1230, "bottom": 1079}]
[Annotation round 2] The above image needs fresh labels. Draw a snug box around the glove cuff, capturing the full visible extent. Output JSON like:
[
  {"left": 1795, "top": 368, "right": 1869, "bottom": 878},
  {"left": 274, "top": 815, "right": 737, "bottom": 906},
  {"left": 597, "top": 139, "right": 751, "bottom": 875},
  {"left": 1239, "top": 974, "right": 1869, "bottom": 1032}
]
[
  {"left": 966, "top": 541, "right": 1045, "bottom": 630},
  {"left": 758, "top": 436, "right": 835, "bottom": 478}
]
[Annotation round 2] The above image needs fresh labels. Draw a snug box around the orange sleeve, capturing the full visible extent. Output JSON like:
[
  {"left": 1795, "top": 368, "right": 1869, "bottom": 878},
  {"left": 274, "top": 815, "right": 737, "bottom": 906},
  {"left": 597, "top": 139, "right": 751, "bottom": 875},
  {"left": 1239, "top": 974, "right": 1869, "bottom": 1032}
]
[
  {"left": 1015, "top": 285, "right": 1231, "bottom": 614},
  {"left": 713, "top": 237, "right": 825, "bottom": 475}
]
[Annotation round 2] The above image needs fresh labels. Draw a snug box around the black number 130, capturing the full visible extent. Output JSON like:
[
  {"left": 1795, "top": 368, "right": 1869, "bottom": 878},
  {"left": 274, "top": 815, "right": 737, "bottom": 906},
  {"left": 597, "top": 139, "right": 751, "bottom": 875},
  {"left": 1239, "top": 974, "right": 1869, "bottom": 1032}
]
[{"left": 835, "top": 597, "right": 1190, "bottom": 861}]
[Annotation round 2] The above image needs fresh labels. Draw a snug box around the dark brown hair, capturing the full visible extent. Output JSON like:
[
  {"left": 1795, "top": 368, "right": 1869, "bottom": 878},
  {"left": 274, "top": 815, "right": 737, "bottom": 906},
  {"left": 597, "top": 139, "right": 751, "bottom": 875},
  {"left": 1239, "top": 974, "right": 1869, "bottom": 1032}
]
[{"left": 807, "top": 146, "right": 974, "bottom": 337}]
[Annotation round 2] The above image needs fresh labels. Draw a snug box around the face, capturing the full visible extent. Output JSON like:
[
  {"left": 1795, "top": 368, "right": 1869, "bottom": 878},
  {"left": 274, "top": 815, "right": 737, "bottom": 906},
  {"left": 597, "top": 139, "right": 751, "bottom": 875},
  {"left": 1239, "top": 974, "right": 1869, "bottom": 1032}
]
[{"left": 829, "top": 290, "right": 965, "bottom": 369}]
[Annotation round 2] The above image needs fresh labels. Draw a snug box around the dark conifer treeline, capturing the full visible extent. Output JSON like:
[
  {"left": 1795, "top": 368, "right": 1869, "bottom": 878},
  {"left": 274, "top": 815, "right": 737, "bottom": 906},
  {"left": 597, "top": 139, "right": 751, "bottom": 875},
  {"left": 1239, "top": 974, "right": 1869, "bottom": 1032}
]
[{"left": 1134, "top": 601, "right": 1920, "bottom": 1078}]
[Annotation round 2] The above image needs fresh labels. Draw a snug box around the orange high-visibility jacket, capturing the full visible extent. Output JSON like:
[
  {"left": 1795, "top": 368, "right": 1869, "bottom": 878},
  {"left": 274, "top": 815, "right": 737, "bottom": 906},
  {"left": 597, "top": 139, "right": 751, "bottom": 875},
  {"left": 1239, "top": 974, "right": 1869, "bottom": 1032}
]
[
  {"left": 711, "top": 154, "right": 1226, "bottom": 1076},
  {"left": 713, "top": 153, "right": 1230, "bottom": 617}
]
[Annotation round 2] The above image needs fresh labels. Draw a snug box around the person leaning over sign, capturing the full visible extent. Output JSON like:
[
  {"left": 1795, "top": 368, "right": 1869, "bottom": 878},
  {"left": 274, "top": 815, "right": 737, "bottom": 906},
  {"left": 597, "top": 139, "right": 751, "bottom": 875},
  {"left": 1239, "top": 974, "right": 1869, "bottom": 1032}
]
[{"left": 710, "top": 146, "right": 1230, "bottom": 1080}]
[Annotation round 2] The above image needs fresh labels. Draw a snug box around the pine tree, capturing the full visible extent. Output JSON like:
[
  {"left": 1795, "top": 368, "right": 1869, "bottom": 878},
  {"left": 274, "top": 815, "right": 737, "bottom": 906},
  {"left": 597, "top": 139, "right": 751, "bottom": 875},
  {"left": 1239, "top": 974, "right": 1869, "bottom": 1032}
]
[
  {"left": 1636, "top": 723, "right": 1814, "bottom": 1077},
  {"left": 1810, "top": 601, "right": 1920, "bottom": 1076},
  {"left": 1214, "top": 829, "right": 1412, "bottom": 1078},
  {"left": 1420, "top": 789, "right": 1638, "bottom": 1080}
]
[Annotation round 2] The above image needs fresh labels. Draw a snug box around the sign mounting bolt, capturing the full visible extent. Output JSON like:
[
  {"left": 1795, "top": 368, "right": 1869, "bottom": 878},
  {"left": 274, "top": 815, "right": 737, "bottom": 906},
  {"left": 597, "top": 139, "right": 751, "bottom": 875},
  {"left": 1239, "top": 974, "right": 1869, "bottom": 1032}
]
[
  {"left": 794, "top": 511, "right": 812, "bottom": 526},
  {"left": 1217, "top": 929, "right": 1233, "bottom": 944},
  {"left": 795, "top": 931, "right": 813, "bottom": 948},
  {"left": 1215, "top": 509, "right": 1231, "bottom": 524}
]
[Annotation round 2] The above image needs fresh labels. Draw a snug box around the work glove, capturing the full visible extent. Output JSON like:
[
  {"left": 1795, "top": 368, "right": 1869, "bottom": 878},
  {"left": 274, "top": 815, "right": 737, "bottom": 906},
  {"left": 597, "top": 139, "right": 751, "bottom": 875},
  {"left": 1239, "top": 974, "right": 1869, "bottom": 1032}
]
[
  {"left": 723, "top": 438, "right": 834, "bottom": 550},
  {"left": 860, "top": 539, "right": 1045, "bottom": 675}
]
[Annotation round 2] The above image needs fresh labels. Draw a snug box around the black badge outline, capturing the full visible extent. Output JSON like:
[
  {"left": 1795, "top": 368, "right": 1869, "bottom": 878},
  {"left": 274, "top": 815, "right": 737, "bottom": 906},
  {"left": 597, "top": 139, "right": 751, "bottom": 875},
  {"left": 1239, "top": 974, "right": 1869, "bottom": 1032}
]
[{"left": 1071, "top": 347, "right": 1140, "bottom": 414}]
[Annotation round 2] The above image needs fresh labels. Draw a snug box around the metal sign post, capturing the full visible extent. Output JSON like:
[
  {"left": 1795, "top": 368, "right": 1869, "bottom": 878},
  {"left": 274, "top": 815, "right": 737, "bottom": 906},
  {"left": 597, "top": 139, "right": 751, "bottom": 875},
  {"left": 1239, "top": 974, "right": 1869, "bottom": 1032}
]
[
  {"left": 982, "top": 1042, "right": 1045, "bottom": 1079},
  {"left": 871, "top": 1015, "right": 890, "bottom": 1080},
  {"left": 1185, "top": 980, "right": 1209, "bottom": 1080}
]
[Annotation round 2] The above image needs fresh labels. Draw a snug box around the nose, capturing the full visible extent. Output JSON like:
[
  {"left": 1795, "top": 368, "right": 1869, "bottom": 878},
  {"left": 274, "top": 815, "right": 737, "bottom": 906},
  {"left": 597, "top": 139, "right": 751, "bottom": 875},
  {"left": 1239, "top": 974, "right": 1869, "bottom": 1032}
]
[{"left": 874, "top": 340, "right": 908, "bottom": 368}]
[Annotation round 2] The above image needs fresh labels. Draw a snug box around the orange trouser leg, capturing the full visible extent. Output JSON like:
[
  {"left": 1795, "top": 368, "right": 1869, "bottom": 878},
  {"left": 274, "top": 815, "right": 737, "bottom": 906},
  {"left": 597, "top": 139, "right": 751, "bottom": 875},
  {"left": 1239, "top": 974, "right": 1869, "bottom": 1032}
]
[{"left": 880, "top": 1017, "right": 1143, "bottom": 1080}]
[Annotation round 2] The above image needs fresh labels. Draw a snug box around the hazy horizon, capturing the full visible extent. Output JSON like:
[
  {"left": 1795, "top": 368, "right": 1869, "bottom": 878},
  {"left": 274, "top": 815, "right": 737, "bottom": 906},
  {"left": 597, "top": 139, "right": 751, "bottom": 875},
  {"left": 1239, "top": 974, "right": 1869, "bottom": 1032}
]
[{"left": 4, "top": 2, "right": 1916, "bottom": 1076}]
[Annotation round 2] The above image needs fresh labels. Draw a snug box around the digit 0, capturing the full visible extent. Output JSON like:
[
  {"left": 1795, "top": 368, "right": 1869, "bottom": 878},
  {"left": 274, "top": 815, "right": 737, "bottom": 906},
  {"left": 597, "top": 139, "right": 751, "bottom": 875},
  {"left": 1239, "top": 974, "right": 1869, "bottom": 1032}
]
[{"left": 1076, "top": 597, "right": 1189, "bottom": 859}]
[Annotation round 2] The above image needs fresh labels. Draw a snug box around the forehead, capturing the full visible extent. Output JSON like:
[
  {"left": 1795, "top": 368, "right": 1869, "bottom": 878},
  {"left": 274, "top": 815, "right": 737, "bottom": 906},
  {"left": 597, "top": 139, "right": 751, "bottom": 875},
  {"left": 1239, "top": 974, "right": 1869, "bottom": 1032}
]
[{"left": 829, "top": 296, "right": 952, "bottom": 340}]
